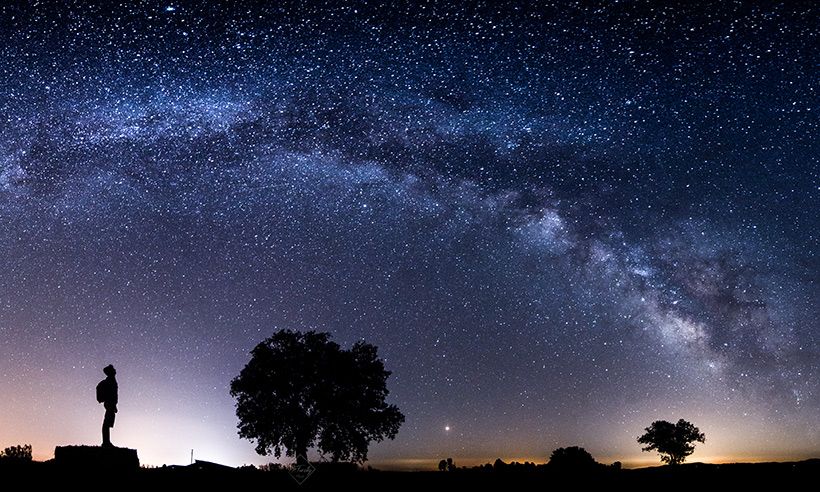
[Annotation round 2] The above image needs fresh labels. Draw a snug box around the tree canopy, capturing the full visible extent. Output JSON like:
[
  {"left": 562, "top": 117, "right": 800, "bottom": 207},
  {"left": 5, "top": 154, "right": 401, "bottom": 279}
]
[
  {"left": 0, "top": 444, "right": 32, "bottom": 462},
  {"left": 548, "top": 446, "right": 597, "bottom": 470},
  {"left": 637, "top": 419, "right": 705, "bottom": 465},
  {"left": 230, "top": 329, "right": 404, "bottom": 463}
]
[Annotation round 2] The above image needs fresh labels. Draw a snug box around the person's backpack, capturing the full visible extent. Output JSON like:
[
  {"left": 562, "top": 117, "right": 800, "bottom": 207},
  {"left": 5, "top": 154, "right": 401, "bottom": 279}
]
[{"left": 96, "top": 379, "right": 106, "bottom": 403}]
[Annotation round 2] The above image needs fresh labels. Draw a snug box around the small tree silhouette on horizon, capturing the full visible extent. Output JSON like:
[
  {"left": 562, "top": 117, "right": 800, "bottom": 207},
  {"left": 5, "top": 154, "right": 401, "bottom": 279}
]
[
  {"left": 638, "top": 419, "right": 705, "bottom": 465},
  {"left": 230, "top": 329, "right": 404, "bottom": 463},
  {"left": 437, "top": 458, "right": 456, "bottom": 471},
  {"left": 0, "top": 444, "right": 32, "bottom": 462},
  {"left": 548, "top": 446, "right": 598, "bottom": 470}
]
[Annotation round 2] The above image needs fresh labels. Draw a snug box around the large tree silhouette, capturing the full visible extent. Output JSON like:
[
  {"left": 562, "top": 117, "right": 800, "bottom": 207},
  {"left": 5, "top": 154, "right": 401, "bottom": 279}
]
[
  {"left": 230, "top": 329, "right": 404, "bottom": 463},
  {"left": 637, "top": 419, "right": 705, "bottom": 464}
]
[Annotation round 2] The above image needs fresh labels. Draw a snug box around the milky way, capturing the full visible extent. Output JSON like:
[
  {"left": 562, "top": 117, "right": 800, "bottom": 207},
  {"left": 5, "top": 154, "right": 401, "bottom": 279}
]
[{"left": 0, "top": 2, "right": 817, "bottom": 467}]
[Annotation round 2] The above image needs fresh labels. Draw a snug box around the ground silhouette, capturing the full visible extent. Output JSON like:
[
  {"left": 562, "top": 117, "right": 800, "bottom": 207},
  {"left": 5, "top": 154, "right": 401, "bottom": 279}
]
[{"left": 0, "top": 457, "right": 817, "bottom": 489}]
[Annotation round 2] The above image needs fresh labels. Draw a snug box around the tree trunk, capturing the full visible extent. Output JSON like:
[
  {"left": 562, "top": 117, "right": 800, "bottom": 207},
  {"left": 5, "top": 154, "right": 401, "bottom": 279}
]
[{"left": 294, "top": 441, "right": 309, "bottom": 465}]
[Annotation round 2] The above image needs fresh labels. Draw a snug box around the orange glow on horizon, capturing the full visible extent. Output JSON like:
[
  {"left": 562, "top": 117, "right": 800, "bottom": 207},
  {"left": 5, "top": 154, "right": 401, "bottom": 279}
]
[{"left": 368, "top": 452, "right": 820, "bottom": 472}]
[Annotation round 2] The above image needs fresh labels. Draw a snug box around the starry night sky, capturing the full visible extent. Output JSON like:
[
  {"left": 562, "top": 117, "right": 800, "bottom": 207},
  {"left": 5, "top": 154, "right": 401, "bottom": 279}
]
[{"left": 0, "top": 1, "right": 817, "bottom": 468}]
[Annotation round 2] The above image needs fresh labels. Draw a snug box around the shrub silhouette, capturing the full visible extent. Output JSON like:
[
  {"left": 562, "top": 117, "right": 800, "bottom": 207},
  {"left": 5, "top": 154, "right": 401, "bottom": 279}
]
[
  {"left": 230, "top": 329, "right": 404, "bottom": 463},
  {"left": 0, "top": 444, "right": 32, "bottom": 462},
  {"left": 548, "top": 446, "right": 597, "bottom": 470},
  {"left": 638, "top": 419, "right": 705, "bottom": 465}
]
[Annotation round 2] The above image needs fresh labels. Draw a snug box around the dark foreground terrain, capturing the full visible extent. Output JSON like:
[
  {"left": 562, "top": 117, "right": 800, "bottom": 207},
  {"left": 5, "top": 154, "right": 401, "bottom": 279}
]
[{"left": 1, "top": 459, "right": 817, "bottom": 489}]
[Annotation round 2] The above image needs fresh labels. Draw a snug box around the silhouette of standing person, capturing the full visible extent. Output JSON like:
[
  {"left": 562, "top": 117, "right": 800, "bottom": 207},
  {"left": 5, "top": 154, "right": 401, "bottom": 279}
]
[{"left": 96, "top": 364, "right": 118, "bottom": 448}]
